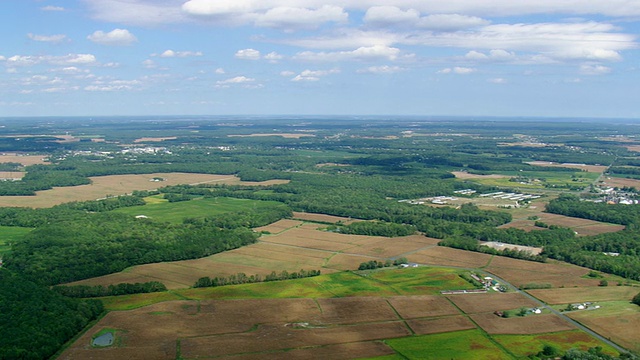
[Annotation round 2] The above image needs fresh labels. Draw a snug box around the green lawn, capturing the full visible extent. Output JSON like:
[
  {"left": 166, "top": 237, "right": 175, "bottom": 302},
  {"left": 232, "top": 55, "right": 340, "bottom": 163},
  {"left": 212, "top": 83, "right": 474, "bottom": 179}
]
[
  {"left": 112, "top": 196, "right": 288, "bottom": 223},
  {"left": 367, "top": 267, "right": 475, "bottom": 295}
]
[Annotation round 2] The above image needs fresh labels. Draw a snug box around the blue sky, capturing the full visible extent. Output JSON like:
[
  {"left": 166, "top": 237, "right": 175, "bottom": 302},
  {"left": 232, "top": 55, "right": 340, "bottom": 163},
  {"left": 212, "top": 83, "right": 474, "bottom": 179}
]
[{"left": 1, "top": 0, "right": 639, "bottom": 118}]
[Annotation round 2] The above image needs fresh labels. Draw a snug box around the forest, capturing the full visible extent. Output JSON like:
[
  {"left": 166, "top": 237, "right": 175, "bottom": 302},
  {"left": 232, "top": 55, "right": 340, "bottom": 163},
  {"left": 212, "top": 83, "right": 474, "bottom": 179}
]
[{"left": 1, "top": 116, "right": 640, "bottom": 358}]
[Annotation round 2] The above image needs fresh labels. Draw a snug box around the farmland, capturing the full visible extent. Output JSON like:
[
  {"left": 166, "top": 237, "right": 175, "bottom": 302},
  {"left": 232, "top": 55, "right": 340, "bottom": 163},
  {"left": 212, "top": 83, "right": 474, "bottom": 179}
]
[
  {"left": 60, "top": 266, "right": 623, "bottom": 360},
  {"left": 3, "top": 117, "right": 640, "bottom": 359}
]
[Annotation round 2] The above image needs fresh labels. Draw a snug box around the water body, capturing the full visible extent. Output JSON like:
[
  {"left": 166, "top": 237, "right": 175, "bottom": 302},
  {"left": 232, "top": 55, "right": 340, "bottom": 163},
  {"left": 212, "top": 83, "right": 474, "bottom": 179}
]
[{"left": 92, "top": 332, "right": 114, "bottom": 347}]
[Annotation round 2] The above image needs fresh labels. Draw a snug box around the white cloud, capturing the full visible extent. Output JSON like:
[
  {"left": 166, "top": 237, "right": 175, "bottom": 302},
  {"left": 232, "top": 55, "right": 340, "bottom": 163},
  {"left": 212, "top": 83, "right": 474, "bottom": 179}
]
[
  {"left": 215, "top": 68, "right": 226, "bottom": 74},
  {"left": 0, "top": 56, "right": 6, "bottom": 61},
  {"left": 438, "top": 67, "right": 476, "bottom": 74},
  {"left": 254, "top": 5, "right": 348, "bottom": 30},
  {"left": 280, "top": 70, "right": 295, "bottom": 76},
  {"left": 216, "top": 76, "right": 256, "bottom": 87},
  {"left": 264, "top": 52, "right": 283, "bottom": 62},
  {"left": 142, "top": 59, "right": 156, "bottom": 68},
  {"left": 27, "top": 33, "right": 68, "bottom": 43},
  {"left": 294, "top": 45, "right": 402, "bottom": 62},
  {"left": 356, "top": 65, "right": 404, "bottom": 74},
  {"left": 364, "top": 7, "right": 489, "bottom": 31},
  {"left": 291, "top": 68, "right": 340, "bottom": 81},
  {"left": 87, "top": 29, "right": 137, "bottom": 46},
  {"left": 488, "top": 77, "right": 507, "bottom": 83},
  {"left": 41, "top": 5, "right": 65, "bottom": 11},
  {"left": 580, "top": 64, "right": 612, "bottom": 75},
  {"left": 154, "top": 50, "right": 203, "bottom": 58},
  {"left": 235, "top": 48, "right": 261, "bottom": 60}
]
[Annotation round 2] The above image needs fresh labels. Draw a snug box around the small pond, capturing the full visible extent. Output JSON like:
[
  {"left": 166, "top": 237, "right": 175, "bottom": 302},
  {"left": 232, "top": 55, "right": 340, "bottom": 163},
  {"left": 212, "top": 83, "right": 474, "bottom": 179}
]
[{"left": 92, "top": 332, "right": 114, "bottom": 347}]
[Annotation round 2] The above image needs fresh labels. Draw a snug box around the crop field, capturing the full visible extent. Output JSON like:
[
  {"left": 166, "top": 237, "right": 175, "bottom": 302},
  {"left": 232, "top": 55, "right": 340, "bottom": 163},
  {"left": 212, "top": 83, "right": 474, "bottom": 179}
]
[
  {"left": 0, "top": 153, "right": 48, "bottom": 166},
  {"left": 492, "top": 330, "right": 620, "bottom": 357},
  {"left": 0, "top": 173, "right": 286, "bottom": 208},
  {"left": 65, "top": 266, "right": 623, "bottom": 359},
  {"left": 291, "top": 211, "right": 362, "bottom": 224},
  {"left": 499, "top": 214, "right": 625, "bottom": 236},
  {"left": 567, "top": 301, "right": 640, "bottom": 353},
  {"left": 385, "top": 330, "right": 513, "bottom": 360},
  {"left": 527, "top": 286, "right": 640, "bottom": 305},
  {"left": 133, "top": 136, "right": 177, "bottom": 143},
  {"left": 113, "top": 196, "right": 288, "bottom": 223},
  {"left": 527, "top": 161, "right": 609, "bottom": 173},
  {"left": 407, "top": 246, "right": 493, "bottom": 268},
  {"left": 485, "top": 256, "right": 598, "bottom": 288},
  {"left": 470, "top": 313, "right": 575, "bottom": 334},
  {"left": 255, "top": 219, "right": 304, "bottom": 233},
  {"left": 600, "top": 175, "right": 640, "bottom": 189},
  {"left": 447, "top": 292, "right": 539, "bottom": 314}
]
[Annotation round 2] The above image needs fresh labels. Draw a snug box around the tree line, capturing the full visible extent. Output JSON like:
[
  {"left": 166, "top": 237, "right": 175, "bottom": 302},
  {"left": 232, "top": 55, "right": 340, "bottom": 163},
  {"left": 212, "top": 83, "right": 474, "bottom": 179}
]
[{"left": 193, "top": 269, "right": 321, "bottom": 288}]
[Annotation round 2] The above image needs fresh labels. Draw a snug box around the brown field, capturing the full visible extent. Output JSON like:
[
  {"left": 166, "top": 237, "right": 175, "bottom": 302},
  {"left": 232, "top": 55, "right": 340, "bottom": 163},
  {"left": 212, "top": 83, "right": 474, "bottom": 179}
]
[
  {"left": 471, "top": 313, "right": 574, "bottom": 334},
  {"left": 213, "top": 342, "right": 396, "bottom": 360},
  {"left": 0, "top": 171, "right": 24, "bottom": 179},
  {"left": 407, "top": 315, "right": 476, "bottom": 335},
  {"left": 481, "top": 242, "right": 543, "bottom": 255},
  {"left": 500, "top": 213, "right": 625, "bottom": 236},
  {"left": 387, "top": 295, "right": 460, "bottom": 319},
  {"left": 485, "top": 257, "right": 599, "bottom": 288},
  {"left": 526, "top": 161, "right": 608, "bottom": 173},
  {"left": 292, "top": 211, "right": 361, "bottom": 224},
  {"left": 498, "top": 142, "right": 551, "bottom": 148},
  {"left": 68, "top": 241, "right": 337, "bottom": 289},
  {"left": 407, "top": 246, "right": 493, "bottom": 268},
  {"left": 452, "top": 171, "right": 508, "bottom": 180},
  {"left": 447, "top": 292, "right": 539, "bottom": 314},
  {"left": 599, "top": 176, "right": 640, "bottom": 189},
  {"left": 527, "top": 287, "right": 640, "bottom": 305},
  {"left": 0, "top": 173, "right": 288, "bottom": 208},
  {"left": 0, "top": 153, "right": 48, "bottom": 165},
  {"left": 568, "top": 308, "right": 640, "bottom": 352},
  {"left": 624, "top": 144, "right": 640, "bottom": 152},
  {"left": 59, "top": 297, "right": 411, "bottom": 360},
  {"left": 254, "top": 219, "right": 303, "bottom": 233},
  {"left": 133, "top": 136, "right": 177, "bottom": 143},
  {"left": 228, "top": 133, "right": 315, "bottom": 138}
]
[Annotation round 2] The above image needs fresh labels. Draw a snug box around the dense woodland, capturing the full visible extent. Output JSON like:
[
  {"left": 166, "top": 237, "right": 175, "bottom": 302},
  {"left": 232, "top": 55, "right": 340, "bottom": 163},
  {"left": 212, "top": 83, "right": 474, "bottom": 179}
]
[{"left": 2, "top": 117, "right": 640, "bottom": 358}]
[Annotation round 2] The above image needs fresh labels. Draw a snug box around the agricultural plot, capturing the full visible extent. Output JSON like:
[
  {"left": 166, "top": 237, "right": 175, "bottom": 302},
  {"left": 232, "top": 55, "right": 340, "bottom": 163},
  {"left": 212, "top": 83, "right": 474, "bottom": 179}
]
[
  {"left": 406, "top": 246, "right": 493, "bottom": 268},
  {"left": 485, "top": 256, "right": 600, "bottom": 288},
  {"left": 470, "top": 313, "right": 575, "bottom": 335},
  {"left": 527, "top": 161, "right": 609, "bottom": 173},
  {"left": 567, "top": 301, "right": 640, "bottom": 353},
  {"left": 292, "top": 211, "right": 361, "bottom": 224},
  {"left": 492, "top": 330, "right": 620, "bottom": 357},
  {"left": 599, "top": 175, "right": 640, "bottom": 190},
  {"left": 527, "top": 286, "right": 640, "bottom": 305},
  {"left": 0, "top": 153, "right": 48, "bottom": 166},
  {"left": 447, "top": 292, "right": 539, "bottom": 314},
  {"left": 0, "top": 173, "right": 286, "bottom": 208},
  {"left": 114, "top": 196, "right": 288, "bottom": 223}
]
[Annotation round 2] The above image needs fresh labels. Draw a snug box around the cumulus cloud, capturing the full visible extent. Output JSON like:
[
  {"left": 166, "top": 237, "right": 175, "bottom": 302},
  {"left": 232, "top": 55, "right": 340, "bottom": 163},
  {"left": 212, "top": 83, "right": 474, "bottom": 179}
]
[
  {"left": 215, "top": 76, "right": 260, "bottom": 88},
  {"left": 154, "top": 50, "right": 203, "bottom": 58},
  {"left": 356, "top": 65, "right": 404, "bottom": 74},
  {"left": 364, "top": 7, "right": 489, "bottom": 31},
  {"left": 254, "top": 5, "right": 348, "bottom": 30},
  {"left": 290, "top": 68, "right": 340, "bottom": 81},
  {"left": 215, "top": 67, "right": 226, "bottom": 74},
  {"left": 580, "top": 64, "right": 612, "bottom": 75},
  {"left": 264, "top": 52, "right": 284, "bottom": 62},
  {"left": 41, "top": 5, "right": 65, "bottom": 11},
  {"left": 6, "top": 54, "right": 97, "bottom": 67},
  {"left": 27, "top": 33, "right": 68, "bottom": 43},
  {"left": 235, "top": 48, "right": 261, "bottom": 60},
  {"left": 87, "top": 29, "right": 137, "bottom": 46},
  {"left": 488, "top": 77, "right": 507, "bottom": 83},
  {"left": 438, "top": 67, "right": 476, "bottom": 74},
  {"left": 294, "top": 45, "right": 402, "bottom": 62}
]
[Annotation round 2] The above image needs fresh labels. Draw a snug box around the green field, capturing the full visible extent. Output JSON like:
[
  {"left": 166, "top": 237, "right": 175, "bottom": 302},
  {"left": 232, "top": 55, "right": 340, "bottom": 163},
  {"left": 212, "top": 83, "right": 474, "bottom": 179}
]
[
  {"left": 385, "top": 330, "right": 513, "bottom": 360},
  {"left": 492, "top": 330, "right": 620, "bottom": 358},
  {"left": 0, "top": 226, "right": 32, "bottom": 255},
  {"left": 112, "top": 196, "right": 288, "bottom": 223},
  {"left": 462, "top": 170, "right": 599, "bottom": 191},
  {"left": 100, "top": 268, "right": 477, "bottom": 310}
]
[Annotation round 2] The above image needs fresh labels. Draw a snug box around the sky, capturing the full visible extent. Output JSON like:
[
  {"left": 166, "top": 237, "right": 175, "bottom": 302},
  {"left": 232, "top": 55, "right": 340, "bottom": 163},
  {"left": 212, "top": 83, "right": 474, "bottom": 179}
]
[{"left": 1, "top": 0, "right": 639, "bottom": 118}]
